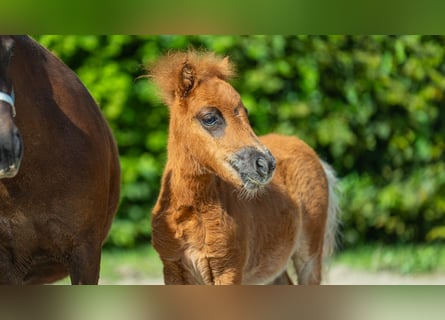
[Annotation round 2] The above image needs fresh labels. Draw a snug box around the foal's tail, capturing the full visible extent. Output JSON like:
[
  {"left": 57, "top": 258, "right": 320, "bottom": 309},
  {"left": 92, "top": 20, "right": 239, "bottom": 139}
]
[{"left": 320, "top": 160, "right": 341, "bottom": 260}]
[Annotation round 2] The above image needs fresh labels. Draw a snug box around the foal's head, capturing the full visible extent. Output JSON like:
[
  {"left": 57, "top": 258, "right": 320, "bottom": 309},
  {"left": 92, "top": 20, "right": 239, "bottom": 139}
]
[
  {"left": 0, "top": 36, "right": 23, "bottom": 178},
  {"left": 151, "top": 51, "right": 276, "bottom": 196}
]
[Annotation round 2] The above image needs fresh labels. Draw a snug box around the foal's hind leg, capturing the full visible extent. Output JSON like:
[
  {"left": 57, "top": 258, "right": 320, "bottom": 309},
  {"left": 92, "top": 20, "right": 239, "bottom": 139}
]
[
  {"left": 270, "top": 270, "right": 294, "bottom": 285},
  {"left": 291, "top": 253, "right": 322, "bottom": 285}
]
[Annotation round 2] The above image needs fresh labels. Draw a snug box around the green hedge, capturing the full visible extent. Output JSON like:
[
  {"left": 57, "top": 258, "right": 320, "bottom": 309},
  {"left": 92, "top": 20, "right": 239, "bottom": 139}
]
[{"left": 34, "top": 35, "right": 445, "bottom": 249}]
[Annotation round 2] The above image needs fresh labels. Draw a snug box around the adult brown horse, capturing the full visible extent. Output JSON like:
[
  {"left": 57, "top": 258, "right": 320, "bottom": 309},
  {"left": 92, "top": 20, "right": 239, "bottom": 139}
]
[
  {"left": 150, "top": 51, "right": 340, "bottom": 285},
  {"left": 0, "top": 36, "right": 120, "bottom": 284}
]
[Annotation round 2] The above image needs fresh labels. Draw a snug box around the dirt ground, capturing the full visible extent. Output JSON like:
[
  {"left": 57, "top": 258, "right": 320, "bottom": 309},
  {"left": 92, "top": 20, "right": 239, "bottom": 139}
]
[
  {"left": 98, "top": 264, "right": 445, "bottom": 285},
  {"left": 325, "top": 264, "right": 445, "bottom": 285}
]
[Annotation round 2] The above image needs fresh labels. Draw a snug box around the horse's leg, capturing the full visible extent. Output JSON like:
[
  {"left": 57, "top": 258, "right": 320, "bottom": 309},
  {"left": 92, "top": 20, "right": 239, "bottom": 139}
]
[
  {"left": 269, "top": 270, "right": 294, "bottom": 285},
  {"left": 212, "top": 271, "right": 242, "bottom": 285},
  {"left": 208, "top": 258, "right": 243, "bottom": 285},
  {"left": 68, "top": 241, "right": 102, "bottom": 285},
  {"left": 162, "top": 259, "right": 242, "bottom": 285},
  {"left": 0, "top": 253, "right": 22, "bottom": 284},
  {"left": 162, "top": 260, "right": 188, "bottom": 284},
  {"left": 292, "top": 206, "right": 325, "bottom": 285},
  {"left": 291, "top": 252, "right": 322, "bottom": 285}
]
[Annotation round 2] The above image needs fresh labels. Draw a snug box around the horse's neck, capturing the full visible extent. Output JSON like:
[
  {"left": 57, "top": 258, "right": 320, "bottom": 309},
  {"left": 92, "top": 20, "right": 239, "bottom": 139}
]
[{"left": 165, "top": 148, "right": 218, "bottom": 208}]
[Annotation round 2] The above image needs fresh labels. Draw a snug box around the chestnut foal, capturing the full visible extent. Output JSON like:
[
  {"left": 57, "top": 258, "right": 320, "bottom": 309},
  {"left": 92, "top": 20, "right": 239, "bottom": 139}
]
[{"left": 150, "top": 51, "right": 339, "bottom": 285}]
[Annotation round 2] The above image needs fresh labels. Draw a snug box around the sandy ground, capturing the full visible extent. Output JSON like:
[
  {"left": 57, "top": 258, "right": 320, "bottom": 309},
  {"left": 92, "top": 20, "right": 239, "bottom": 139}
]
[
  {"left": 325, "top": 264, "right": 445, "bottom": 285},
  {"left": 98, "top": 264, "right": 445, "bottom": 285}
]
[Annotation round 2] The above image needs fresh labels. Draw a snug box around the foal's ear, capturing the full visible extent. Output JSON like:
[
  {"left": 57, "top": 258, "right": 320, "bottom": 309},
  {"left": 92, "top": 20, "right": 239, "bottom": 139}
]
[{"left": 179, "top": 62, "right": 195, "bottom": 99}]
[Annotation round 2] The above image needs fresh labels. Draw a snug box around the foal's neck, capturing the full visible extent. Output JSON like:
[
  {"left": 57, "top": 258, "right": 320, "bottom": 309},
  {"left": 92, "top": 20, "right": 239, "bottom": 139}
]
[{"left": 165, "top": 139, "right": 218, "bottom": 207}]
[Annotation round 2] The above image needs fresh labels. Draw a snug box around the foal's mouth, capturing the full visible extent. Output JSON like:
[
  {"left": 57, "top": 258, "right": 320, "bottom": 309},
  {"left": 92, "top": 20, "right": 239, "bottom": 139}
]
[
  {"left": 241, "top": 172, "right": 272, "bottom": 190},
  {"left": 229, "top": 147, "right": 276, "bottom": 192}
]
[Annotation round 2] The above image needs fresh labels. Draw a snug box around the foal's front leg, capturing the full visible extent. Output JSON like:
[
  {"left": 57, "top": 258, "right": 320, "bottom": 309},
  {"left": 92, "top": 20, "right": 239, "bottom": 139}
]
[
  {"left": 208, "top": 257, "right": 243, "bottom": 285},
  {"left": 162, "top": 260, "right": 187, "bottom": 284},
  {"left": 162, "top": 256, "right": 243, "bottom": 285}
]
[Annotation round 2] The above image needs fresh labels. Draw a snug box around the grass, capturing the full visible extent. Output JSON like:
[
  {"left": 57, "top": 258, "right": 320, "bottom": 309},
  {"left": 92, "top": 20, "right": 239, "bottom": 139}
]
[
  {"left": 99, "top": 244, "right": 163, "bottom": 283},
  {"left": 55, "top": 243, "right": 445, "bottom": 284},
  {"left": 333, "top": 243, "right": 445, "bottom": 275}
]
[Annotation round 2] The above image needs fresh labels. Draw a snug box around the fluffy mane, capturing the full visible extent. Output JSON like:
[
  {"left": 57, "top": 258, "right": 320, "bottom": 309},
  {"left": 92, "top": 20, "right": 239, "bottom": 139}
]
[{"left": 148, "top": 50, "right": 235, "bottom": 106}]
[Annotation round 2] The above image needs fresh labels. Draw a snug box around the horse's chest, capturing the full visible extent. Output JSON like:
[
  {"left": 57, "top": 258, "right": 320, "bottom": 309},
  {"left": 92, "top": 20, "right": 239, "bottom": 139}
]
[
  {"left": 176, "top": 208, "right": 233, "bottom": 253},
  {"left": 154, "top": 206, "right": 233, "bottom": 257}
]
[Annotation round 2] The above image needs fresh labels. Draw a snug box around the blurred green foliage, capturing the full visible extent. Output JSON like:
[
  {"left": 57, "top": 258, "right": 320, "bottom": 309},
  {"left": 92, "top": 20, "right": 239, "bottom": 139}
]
[{"left": 33, "top": 35, "right": 445, "bottom": 249}]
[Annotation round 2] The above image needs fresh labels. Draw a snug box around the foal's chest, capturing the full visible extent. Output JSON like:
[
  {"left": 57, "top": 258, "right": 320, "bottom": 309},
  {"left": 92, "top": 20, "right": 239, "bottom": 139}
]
[
  {"left": 155, "top": 205, "right": 236, "bottom": 284},
  {"left": 154, "top": 205, "right": 235, "bottom": 258},
  {"left": 174, "top": 205, "right": 234, "bottom": 250}
]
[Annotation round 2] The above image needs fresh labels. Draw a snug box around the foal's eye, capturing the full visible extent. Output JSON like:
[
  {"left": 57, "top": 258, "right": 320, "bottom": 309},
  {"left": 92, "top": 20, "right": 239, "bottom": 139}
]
[
  {"left": 201, "top": 114, "right": 218, "bottom": 127},
  {"left": 197, "top": 107, "right": 225, "bottom": 137}
]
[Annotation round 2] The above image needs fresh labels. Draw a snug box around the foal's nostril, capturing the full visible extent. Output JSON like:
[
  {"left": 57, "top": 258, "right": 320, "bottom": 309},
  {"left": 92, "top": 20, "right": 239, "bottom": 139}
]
[
  {"left": 255, "top": 157, "right": 269, "bottom": 176},
  {"left": 269, "top": 157, "right": 276, "bottom": 172}
]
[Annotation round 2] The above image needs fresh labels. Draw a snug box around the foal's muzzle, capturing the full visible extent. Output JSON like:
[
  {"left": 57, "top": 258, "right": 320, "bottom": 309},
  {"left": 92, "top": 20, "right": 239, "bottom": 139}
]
[{"left": 230, "top": 147, "right": 276, "bottom": 190}]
